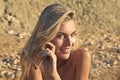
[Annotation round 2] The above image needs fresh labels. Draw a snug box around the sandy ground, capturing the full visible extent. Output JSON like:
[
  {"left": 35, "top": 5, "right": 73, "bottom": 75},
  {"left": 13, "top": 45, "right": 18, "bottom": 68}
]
[{"left": 0, "top": 0, "right": 120, "bottom": 80}]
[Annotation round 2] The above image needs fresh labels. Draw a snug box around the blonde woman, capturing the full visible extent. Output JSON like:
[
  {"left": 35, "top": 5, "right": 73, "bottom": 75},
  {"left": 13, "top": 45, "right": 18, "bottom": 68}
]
[{"left": 20, "top": 3, "right": 91, "bottom": 80}]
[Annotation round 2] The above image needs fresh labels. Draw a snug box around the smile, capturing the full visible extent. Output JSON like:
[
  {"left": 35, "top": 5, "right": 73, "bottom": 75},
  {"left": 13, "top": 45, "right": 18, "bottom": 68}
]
[{"left": 61, "top": 48, "right": 72, "bottom": 54}]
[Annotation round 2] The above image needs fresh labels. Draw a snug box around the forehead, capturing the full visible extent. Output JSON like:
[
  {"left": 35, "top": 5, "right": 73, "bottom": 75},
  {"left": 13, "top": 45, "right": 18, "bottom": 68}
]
[{"left": 59, "top": 20, "right": 76, "bottom": 33}]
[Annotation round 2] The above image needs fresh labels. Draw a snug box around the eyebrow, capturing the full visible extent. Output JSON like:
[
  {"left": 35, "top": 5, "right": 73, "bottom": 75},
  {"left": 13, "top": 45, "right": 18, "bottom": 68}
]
[
  {"left": 57, "top": 30, "right": 77, "bottom": 35},
  {"left": 71, "top": 30, "right": 77, "bottom": 35}
]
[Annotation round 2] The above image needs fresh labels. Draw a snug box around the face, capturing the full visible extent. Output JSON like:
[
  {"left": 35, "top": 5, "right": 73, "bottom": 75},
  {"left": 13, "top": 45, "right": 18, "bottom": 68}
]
[{"left": 52, "top": 20, "right": 77, "bottom": 60}]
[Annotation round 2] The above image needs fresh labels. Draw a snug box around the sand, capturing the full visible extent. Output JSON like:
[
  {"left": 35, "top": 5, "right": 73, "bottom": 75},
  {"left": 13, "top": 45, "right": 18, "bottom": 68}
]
[{"left": 0, "top": 0, "right": 120, "bottom": 80}]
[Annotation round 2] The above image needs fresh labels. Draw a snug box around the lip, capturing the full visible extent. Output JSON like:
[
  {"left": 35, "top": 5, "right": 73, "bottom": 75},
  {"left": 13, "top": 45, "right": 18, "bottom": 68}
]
[
  {"left": 62, "top": 47, "right": 72, "bottom": 50},
  {"left": 61, "top": 48, "right": 72, "bottom": 54}
]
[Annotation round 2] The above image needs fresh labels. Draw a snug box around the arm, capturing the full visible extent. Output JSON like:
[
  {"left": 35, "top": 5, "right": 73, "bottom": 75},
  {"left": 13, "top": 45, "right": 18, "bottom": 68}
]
[
  {"left": 28, "top": 66, "right": 43, "bottom": 80},
  {"left": 36, "top": 42, "right": 61, "bottom": 80},
  {"left": 75, "top": 49, "right": 91, "bottom": 80},
  {"left": 27, "top": 64, "right": 61, "bottom": 80}
]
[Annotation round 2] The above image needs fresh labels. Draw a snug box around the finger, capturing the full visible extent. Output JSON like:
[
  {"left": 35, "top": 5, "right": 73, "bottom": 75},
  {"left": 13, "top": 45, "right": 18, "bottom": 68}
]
[
  {"left": 46, "top": 48, "right": 52, "bottom": 55},
  {"left": 38, "top": 50, "right": 50, "bottom": 58},
  {"left": 46, "top": 42, "right": 55, "bottom": 52}
]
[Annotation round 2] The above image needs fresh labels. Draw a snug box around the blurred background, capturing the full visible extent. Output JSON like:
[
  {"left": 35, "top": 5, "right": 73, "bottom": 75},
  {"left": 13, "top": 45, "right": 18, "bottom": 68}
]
[{"left": 0, "top": 0, "right": 120, "bottom": 80}]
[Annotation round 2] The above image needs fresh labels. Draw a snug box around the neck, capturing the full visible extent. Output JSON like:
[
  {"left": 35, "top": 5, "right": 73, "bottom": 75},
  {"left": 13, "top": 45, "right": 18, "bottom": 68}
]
[{"left": 57, "top": 58, "right": 67, "bottom": 67}]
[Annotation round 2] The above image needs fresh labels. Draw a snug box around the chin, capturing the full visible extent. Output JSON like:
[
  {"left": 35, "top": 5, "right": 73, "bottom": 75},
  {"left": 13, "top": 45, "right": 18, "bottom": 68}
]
[
  {"left": 58, "top": 54, "right": 70, "bottom": 60},
  {"left": 62, "top": 57, "right": 70, "bottom": 60}
]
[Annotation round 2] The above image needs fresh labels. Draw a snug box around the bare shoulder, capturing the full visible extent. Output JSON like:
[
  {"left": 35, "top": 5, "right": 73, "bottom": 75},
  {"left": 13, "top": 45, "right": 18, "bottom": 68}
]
[
  {"left": 72, "top": 49, "right": 91, "bottom": 80},
  {"left": 72, "top": 48, "right": 91, "bottom": 62},
  {"left": 27, "top": 65, "right": 43, "bottom": 80},
  {"left": 73, "top": 48, "right": 90, "bottom": 56}
]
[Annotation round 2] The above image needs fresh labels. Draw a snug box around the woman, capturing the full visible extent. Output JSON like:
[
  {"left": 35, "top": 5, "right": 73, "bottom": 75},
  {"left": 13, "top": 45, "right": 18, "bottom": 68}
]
[{"left": 20, "top": 3, "right": 91, "bottom": 80}]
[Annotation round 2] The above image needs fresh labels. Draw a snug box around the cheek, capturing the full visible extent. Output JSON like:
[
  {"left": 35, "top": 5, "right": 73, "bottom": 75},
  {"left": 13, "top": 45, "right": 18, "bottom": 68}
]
[
  {"left": 72, "top": 38, "right": 77, "bottom": 43},
  {"left": 53, "top": 40, "right": 64, "bottom": 54},
  {"left": 55, "top": 40, "right": 63, "bottom": 49},
  {"left": 71, "top": 38, "right": 77, "bottom": 46},
  {"left": 52, "top": 39, "right": 63, "bottom": 48}
]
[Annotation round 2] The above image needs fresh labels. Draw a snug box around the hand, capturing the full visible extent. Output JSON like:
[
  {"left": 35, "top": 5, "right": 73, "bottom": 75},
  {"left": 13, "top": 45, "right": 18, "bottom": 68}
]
[
  {"left": 37, "top": 42, "right": 61, "bottom": 80},
  {"left": 38, "top": 42, "right": 57, "bottom": 74}
]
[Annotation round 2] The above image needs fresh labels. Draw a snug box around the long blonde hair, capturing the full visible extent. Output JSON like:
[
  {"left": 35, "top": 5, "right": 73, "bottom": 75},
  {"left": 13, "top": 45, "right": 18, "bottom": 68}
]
[{"left": 20, "top": 3, "right": 79, "bottom": 80}]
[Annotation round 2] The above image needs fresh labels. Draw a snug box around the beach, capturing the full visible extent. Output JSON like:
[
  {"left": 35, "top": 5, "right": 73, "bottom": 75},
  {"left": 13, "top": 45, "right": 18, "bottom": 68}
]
[{"left": 0, "top": 0, "right": 120, "bottom": 80}]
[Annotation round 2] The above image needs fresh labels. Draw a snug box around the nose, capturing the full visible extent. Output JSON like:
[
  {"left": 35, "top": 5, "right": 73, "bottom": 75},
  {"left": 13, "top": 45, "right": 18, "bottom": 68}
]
[{"left": 63, "top": 37, "right": 72, "bottom": 46}]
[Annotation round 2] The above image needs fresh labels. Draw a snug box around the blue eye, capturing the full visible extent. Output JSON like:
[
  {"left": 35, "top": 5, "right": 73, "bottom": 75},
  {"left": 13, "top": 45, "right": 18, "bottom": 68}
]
[
  {"left": 71, "top": 31, "right": 77, "bottom": 38},
  {"left": 56, "top": 31, "right": 77, "bottom": 40},
  {"left": 56, "top": 33, "right": 65, "bottom": 39},
  {"left": 57, "top": 34, "right": 64, "bottom": 38}
]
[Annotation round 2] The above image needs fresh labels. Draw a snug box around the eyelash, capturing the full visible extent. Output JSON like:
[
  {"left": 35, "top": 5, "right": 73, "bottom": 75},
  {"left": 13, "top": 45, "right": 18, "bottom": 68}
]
[
  {"left": 71, "top": 32, "right": 77, "bottom": 37},
  {"left": 56, "top": 34, "right": 65, "bottom": 39},
  {"left": 56, "top": 32, "right": 77, "bottom": 39}
]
